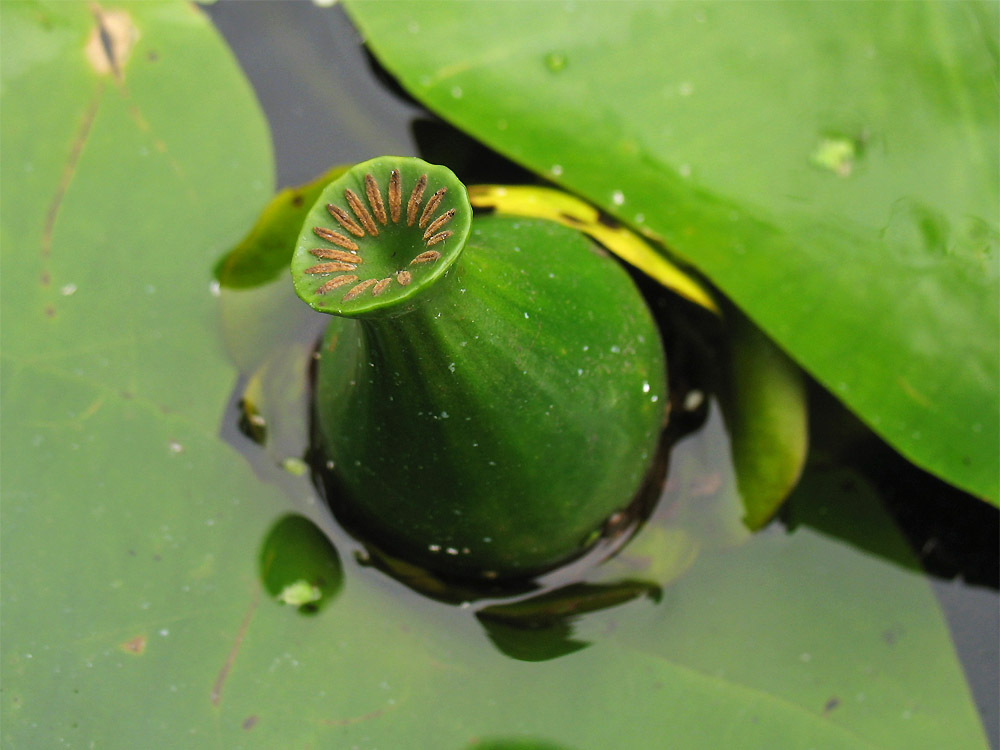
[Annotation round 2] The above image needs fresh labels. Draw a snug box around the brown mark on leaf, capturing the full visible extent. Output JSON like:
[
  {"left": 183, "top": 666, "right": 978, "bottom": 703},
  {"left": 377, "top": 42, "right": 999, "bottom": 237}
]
[
  {"left": 823, "top": 696, "right": 841, "bottom": 716},
  {"left": 882, "top": 624, "right": 904, "bottom": 646},
  {"left": 41, "top": 88, "right": 102, "bottom": 262},
  {"left": 86, "top": 4, "right": 139, "bottom": 81},
  {"left": 242, "top": 715, "right": 258, "bottom": 731},
  {"left": 211, "top": 587, "right": 261, "bottom": 707},
  {"left": 119, "top": 635, "right": 146, "bottom": 655},
  {"left": 319, "top": 703, "right": 399, "bottom": 727}
]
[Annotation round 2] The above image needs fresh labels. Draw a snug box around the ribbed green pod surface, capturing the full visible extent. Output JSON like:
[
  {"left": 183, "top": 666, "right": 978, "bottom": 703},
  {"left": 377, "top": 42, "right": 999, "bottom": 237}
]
[{"left": 292, "top": 157, "right": 667, "bottom": 579}]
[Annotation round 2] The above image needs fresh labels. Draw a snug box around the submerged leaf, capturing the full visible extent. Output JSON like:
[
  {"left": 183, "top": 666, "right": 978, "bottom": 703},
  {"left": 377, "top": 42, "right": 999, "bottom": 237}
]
[{"left": 723, "top": 313, "right": 809, "bottom": 529}]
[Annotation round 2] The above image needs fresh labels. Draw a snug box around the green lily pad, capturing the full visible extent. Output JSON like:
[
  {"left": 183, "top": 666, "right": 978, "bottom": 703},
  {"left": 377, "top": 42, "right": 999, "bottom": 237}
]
[{"left": 343, "top": 0, "right": 1000, "bottom": 503}]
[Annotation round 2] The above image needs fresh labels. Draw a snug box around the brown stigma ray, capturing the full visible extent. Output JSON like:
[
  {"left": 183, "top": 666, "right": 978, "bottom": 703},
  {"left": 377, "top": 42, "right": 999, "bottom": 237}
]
[
  {"left": 407, "top": 174, "right": 427, "bottom": 227},
  {"left": 313, "top": 226, "right": 359, "bottom": 251},
  {"left": 327, "top": 204, "right": 365, "bottom": 237},
  {"left": 419, "top": 188, "right": 447, "bottom": 229},
  {"left": 306, "top": 262, "right": 358, "bottom": 274},
  {"left": 422, "top": 208, "right": 455, "bottom": 241},
  {"left": 388, "top": 170, "right": 402, "bottom": 223},
  {"left": 345, "top": 188, "right": 379, "bottom": 236},
  {"left": 310, "top": 248, "right": 361, "bottom": 264},
  {"left": 365, "top": 174, "right": 387, "bottom": 225},
  {"left": 411, "top": 250, "right": 442, "bottom": 265},
  {"left": 343, "top": 278, "right": 378, "bottom": 301},
  {"left": 318, "top": 274, "right": 358, "bottom": 294},
  {"left": 425, "top": 231, "right": 453, "bottom": 248}
]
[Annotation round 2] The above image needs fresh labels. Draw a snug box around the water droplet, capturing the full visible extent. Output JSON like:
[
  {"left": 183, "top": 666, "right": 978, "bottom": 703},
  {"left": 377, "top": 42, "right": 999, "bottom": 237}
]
[
  {"left": 550, "top": 164, "right": 563, "bottom": 176},
  {"left": 612, "top": 190, "right": 625, "bottom": 205},
  {"left": 642, "top": 382, "right": 651, "bottom": 393},
  {"left": 450, "top": 86, "right": 463, "bottom": 99},
  {"left": 524, "top": 312, "right": 530, "bottom": 319},
  {"left": 634, "top": 213, "right": 645, "bottom": 223},
  {"left": 678, "top": 81, "right": 694, "bottom": 96},
  {"left": 407, "top": 20, "right": 420, "bottom": 33},
  {"left": 448, "top": 362, "right": 456, "bottom": 373},
  {"left": 544, "top": 52, "right": 568, "bottom": 72},
  {"left": 60, "top": 283, "right": 77, "bottom": 296},
  {"left": 168, "top": 441, "right": 183, "bottom": 454},
  {"left": 679, "top": 163, "right": 691, "bottom": 178},
  {"left": 683, "top": 390, "right": 704, "bottom": 411},
  {"left": 810, "top": 135, "right": 858, "bottom": 177}
]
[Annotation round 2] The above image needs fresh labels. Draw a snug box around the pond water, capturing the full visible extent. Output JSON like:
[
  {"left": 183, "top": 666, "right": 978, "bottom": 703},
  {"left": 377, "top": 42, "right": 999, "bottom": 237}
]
[{"left": 207, "top": 3, "right": 998, "bottom": 747}]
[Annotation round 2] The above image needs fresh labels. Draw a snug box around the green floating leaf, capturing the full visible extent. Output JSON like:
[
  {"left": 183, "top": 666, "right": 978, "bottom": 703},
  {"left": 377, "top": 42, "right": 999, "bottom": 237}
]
[
  {"left": 345, "top": 0, "right": 1000, "bottom": 503},
  {"left": 722, "top": 313, "right": 809, "bottom": 529},
  {"left": 217, "top": 165, "right": 348, "bottom": 289}
]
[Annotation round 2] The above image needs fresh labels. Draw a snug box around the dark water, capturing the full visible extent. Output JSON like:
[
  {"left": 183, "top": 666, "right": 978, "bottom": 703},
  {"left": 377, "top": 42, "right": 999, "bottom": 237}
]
[{"left": 206, "top": 1, "right": 998, "bottom": 745}]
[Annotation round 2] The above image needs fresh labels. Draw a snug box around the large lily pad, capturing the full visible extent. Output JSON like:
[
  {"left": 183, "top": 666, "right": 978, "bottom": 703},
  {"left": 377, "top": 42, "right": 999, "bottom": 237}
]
[
  {"left": 0, "top": 2, "right": 989, "bottom": 748},
  {"left": 343, "top": 0, "right": 1000, "bottom": 503}
]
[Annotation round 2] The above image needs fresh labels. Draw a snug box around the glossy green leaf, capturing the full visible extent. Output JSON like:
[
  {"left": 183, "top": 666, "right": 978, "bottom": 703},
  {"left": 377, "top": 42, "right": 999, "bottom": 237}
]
[
  {"left": 722, "top": 313, "right": 809, "bottom": 529},
  {"left": 344, "top": 0, "right": 1000, "bottom": 503},
  {"left": 0, "top": 3, "right": 988, "bottom": 748},
  {"left": 216, "top": 165, "right": 348, "bottom": 289}
]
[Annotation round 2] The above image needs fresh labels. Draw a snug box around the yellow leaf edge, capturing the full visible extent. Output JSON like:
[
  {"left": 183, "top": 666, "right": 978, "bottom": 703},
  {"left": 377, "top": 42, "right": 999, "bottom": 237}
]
[{"left": 468, "top": 184, "right": 721, "bottom": 316}]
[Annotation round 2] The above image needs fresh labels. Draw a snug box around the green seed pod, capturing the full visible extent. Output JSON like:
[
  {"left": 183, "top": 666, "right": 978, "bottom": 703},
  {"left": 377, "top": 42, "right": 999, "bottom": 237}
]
[{"left": 292, "top": 156, "right": 667, "bottom": 580}]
